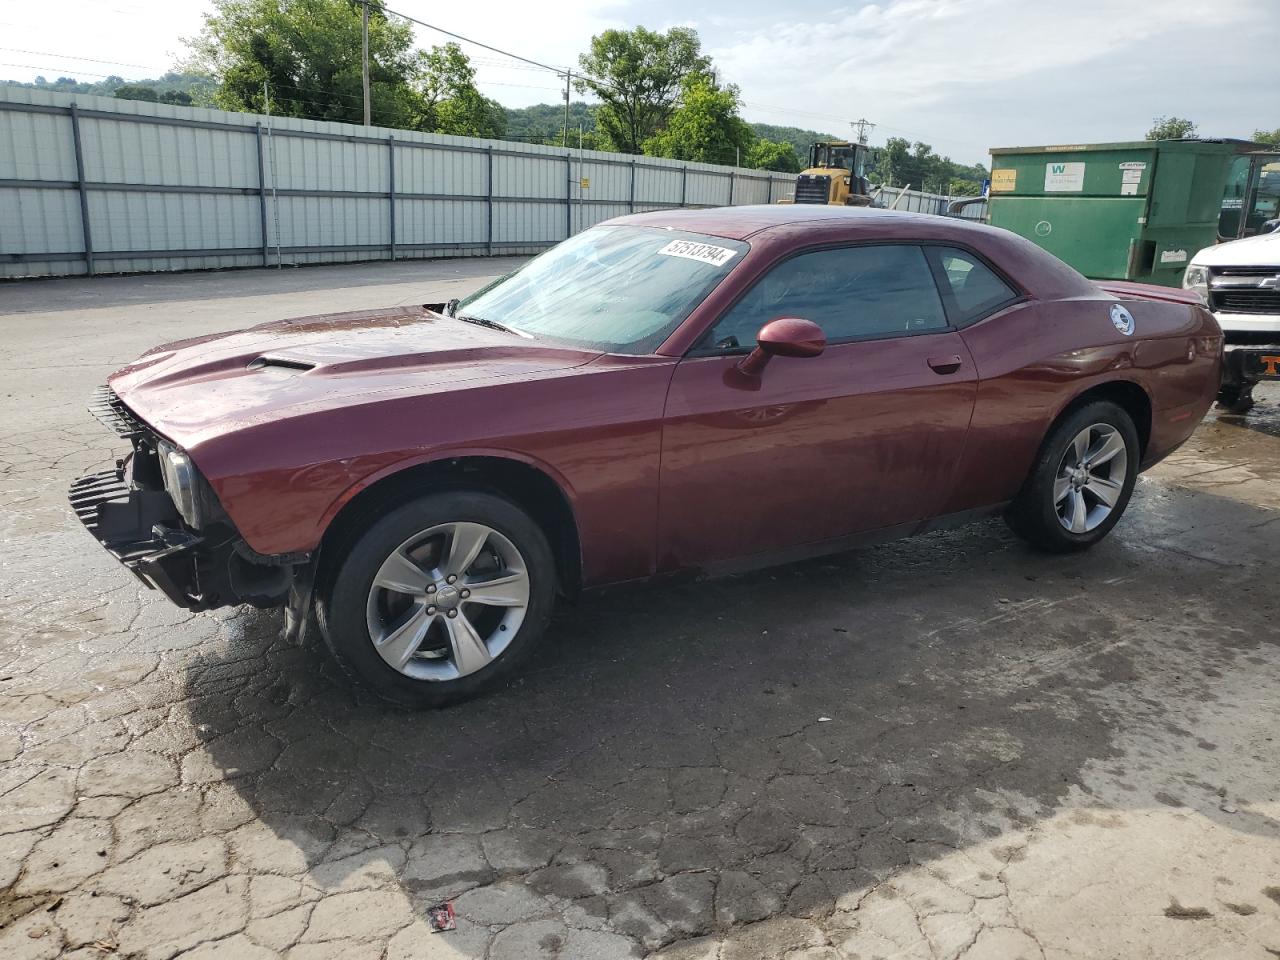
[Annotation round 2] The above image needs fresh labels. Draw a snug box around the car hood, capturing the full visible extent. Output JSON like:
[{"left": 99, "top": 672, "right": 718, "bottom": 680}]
[
  {"left": 1190, "top": 230, "right": 1280, "bottom": 267},
  {"left": 109, "top": 305, "right": 600, "bottom": 449}
]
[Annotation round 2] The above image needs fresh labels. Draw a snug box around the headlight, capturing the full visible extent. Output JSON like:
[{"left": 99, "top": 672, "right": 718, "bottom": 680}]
[
  {"left": 1182, "top": 264, "right": 1209, "bottom": 303},
  {"left": 156, "top": 440, "right": 203, "bottom": 529}
]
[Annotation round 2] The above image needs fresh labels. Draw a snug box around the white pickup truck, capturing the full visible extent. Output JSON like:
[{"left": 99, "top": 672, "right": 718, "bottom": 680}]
[{"left": 1184, "top": 227, "right": 1280, "bottom": 412}]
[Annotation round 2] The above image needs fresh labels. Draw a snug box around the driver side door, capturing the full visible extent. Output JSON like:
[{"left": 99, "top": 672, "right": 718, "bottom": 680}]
[{"left": 657, "top": 243, "right": 978, "bottom": 571}]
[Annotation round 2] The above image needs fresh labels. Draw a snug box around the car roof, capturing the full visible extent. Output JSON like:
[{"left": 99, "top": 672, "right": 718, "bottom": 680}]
[
  {"left": 609, "top": 204, "right": 1100, "bottom": 305},
  {"left": 609, "top": 204, "right": 949, "bottom": 241}
]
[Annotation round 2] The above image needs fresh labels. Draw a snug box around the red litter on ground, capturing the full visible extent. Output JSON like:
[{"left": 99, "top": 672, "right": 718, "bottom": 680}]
[{"left": 427, "top": 902, "right": 456, "bottom": 932}]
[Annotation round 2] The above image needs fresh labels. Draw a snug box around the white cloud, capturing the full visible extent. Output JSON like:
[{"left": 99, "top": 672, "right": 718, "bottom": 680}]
[{"left": 713, "top": 0, "right": 1271, "bottom": 162}]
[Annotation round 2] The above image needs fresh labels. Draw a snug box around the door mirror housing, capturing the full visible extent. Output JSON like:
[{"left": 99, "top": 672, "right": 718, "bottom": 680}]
[{"left": 738, "top": 318, "right": 826, "bottom": 376}]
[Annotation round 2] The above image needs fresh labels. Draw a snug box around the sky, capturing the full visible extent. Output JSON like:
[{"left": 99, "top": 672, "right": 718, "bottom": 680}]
[{"left": 1, "top": 0, "right": 1276, "bottom": 166}]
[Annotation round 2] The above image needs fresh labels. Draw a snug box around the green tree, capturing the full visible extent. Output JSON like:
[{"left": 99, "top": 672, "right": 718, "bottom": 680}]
[
  {"left": 748, "top": 123, "right": 838, "bottom": 162},
  {"left": 414, "top": 43, "right": 505, "bottom": 138},
  {"left": 186, "top": 0, "right": 422, "bottom": 126},
  {"left": 575, "top": 26, "right": 711, "bottom": 154},
  {"left": 1253, "top": 128, "right": 1280, "bottom": 146},
  {"left": 1146, "top": 116, "right": 1197, "bottom": 140},
  {"left": 746, "top": 138, "right": 800, "bottom": 173},
  {"left": 878, "top": 137, "right": 911, "bottom": 187},
  {"left": 114, "top": 84, "right": 160, "bottom": 102},
  {"left": 642, "top": 74, "right": 753, "bottom": 166}
]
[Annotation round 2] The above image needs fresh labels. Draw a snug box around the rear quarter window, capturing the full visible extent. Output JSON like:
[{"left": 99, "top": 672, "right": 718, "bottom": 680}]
[{"left": 931, "top": 247, "right": 1019, "bottom": 326}]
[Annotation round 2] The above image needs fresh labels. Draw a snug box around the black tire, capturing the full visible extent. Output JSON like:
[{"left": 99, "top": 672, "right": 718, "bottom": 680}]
[
  {"left": 1005, "top": 400, "right": 1140, "bottom": 553},
  {"left": 316, "top": 490, "right": 555, "bottom": 708}
]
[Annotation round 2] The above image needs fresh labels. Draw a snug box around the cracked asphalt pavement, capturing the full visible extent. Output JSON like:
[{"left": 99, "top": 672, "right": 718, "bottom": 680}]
[{"left": 2, "top": 261, "right": 1279, "bottom": 960}]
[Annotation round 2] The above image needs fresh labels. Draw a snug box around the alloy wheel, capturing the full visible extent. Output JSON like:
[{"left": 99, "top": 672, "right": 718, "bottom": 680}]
[
  {"left": 365, "top": 521, "right": 530, "bottom": 681},
  {"left": 1054, "top": 423, "right": 1128, "bottom": 534}
]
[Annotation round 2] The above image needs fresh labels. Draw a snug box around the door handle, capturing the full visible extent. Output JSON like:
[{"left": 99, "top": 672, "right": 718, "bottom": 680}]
[{"left": 927, "top": 355, "right": 963, "bottom": 375}]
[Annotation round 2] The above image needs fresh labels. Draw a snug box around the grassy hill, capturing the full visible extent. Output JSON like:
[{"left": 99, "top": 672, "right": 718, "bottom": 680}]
[{"left": 1, "top": 72, "right": 216, "bottom": 104}]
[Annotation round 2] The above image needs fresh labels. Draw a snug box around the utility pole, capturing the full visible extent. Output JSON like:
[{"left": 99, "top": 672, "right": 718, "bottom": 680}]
[
  {"left": 264, "top": 81, "right": 281, "bottom": 268},
  {"left": 561, "top": 70, "right": 571, "bottom": 148},
  {"left": 361, "top": 0, "right": 371, "bottom": 126},
  {"left": 851, "top": 118, "right": 874, "bottom": 145}
]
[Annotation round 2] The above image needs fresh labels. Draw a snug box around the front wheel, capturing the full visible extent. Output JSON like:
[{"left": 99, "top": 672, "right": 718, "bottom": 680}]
[
  {"left": 1005, "top": 400, "right": 1139, "bottom": 553},
  {"left": 317, "top": 491, "right": 556, "bottom": 707}
]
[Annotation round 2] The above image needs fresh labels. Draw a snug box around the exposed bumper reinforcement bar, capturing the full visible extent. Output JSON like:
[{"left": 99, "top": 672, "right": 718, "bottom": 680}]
[{"left": 68, "top": 465, "right": 205, "bottom": 608}]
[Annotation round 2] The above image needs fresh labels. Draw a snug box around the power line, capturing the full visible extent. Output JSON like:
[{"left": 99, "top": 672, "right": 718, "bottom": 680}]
[
  {"left": 0, "top": 61, "right": 120, "bottom": 79},
  {"left": 0, "top": 47, "right": 163, "bottom": 71},
  {"left": 373, "top": 2, "right": 568, "bottom": 75}
]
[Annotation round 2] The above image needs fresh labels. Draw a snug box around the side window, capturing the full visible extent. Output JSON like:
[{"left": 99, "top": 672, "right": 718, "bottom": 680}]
[
  {"left": 934, "top": 247, "right": 1017, "bottom": 325},
  {"left": 707, "top": 244, "right": 948, "bottom": 349}
]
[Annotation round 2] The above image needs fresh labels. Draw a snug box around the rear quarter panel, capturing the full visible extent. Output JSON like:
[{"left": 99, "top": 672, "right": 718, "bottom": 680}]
[{"left": 946, "top": 296, "right": 1219, "bottom": 514}]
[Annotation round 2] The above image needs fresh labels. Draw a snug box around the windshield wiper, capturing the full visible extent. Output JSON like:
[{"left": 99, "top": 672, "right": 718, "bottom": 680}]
[{"left": 456, "top": 313, "right": 527, "bottom": 337}]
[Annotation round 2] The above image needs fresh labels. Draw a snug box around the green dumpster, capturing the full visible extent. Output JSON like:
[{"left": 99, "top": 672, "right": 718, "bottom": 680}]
[{"left": 988, "top": 139, "right": 1258, "bottom": 287}]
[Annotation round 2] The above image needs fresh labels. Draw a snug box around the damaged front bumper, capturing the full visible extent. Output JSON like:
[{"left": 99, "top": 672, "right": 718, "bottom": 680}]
[
  {"left": 68, "top": 463, "right": 213, "bottom": 609},
  {"left": 71, "top": 386, "right": 306, "bottom": 613}
]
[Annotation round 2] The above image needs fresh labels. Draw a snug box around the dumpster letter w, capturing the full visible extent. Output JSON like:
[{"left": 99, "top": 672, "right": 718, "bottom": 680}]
[{"left": 1044, "top": 162, "right": 1086, "bottom": 192}]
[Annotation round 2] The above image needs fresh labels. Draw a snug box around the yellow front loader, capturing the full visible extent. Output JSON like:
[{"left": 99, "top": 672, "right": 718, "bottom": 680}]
[{"left": 780, "top": 141, "right": 873, "bottom": 206}]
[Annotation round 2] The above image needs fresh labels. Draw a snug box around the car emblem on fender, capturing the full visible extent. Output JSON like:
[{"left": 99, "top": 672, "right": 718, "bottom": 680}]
[{"left": 1110, "top": 304, "right": 1135, "bottom": 336}]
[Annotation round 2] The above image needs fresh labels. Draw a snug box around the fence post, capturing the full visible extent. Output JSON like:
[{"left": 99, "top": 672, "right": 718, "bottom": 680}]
[
  {"left": 69, "top": 102, "right": 94, "bottom": 277},
  {"left": 387, "top": 136, "right": 396, "bottom": 261},
  {"left": 255, "top": 123, "right": 269, "bottom": 267},
  {"left": 680, "top": 166, "right": 688, "bottom": 209},
  {"left": 565, "top": 154, "right": 572, "bottom": 239},
  {"left": 485, "top": 145, "right": 494, "bottom": 256},
  {"left": 629, "top": 157, "right": 636, "bottom": 214},
  {"left": 728, "top": 170, "right": 735, "bottom": 206}
]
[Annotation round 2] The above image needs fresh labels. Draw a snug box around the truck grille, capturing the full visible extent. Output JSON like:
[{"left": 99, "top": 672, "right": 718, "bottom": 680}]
[
  {"left": 1211, "top": 290, "right": 1280, "bottom": 314},
  {"left": 88, "top": 385, "right": 146, "bottom": 438},
  {"left": 793, "top": 175, "right": 831, "bottom": 205}
]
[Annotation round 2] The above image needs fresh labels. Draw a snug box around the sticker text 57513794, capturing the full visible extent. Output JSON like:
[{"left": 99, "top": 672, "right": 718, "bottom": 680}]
[{"left": 659, "top": 239, "right": 739, "bottom": 268}]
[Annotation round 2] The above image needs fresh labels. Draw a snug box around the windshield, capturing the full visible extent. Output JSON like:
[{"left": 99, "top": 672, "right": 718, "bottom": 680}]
[{"left": 455, "top": 226, "right": 748, "bottom": 354}]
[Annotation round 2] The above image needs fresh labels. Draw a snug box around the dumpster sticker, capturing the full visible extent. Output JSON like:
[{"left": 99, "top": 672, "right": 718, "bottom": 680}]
[
  {"left": 1120, "top": 168, "right": 1142, "bottom": 196},
  {"left": 1119, "top": 161, "right": 1147, "bottom": 171},
  {"left": 1044, "top": 162, "right": 1085, "bottom": 192},
  {"left": 991, "top": 168, "right": 1017, "bottom": 192},
  {"left": 1159, "top": 249, "right": 1188, "bottom": 265}
]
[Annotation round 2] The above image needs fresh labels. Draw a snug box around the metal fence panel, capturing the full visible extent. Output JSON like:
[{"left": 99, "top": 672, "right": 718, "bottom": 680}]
[
  {"left": 0, "top": 108, "right": 76, "bottom": 180},
  {"left": 0, "top": 86, "right": 795, "bottom": 278},
  {"left": 81, "top": 115, "right": 258, "bottom": 188},
  {"left": 0, "top": 186, "right": 82, "bottom": 255}
]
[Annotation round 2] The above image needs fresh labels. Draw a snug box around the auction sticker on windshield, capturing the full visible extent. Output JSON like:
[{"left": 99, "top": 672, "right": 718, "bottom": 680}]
[{"left": 658, "top": 239, "right": 739, "bottom": 267}]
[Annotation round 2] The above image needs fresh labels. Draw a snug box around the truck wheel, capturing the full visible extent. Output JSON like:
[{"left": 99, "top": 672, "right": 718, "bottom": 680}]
[
  {"left": 316, "top": 491, "right": 555, "bottom": 708},
  {"left": 1005, "top": 400, "right": 1139, "bottom": 553},
  {"left": 1216, "top": 384, "right": 1255, "bottom": 414}
]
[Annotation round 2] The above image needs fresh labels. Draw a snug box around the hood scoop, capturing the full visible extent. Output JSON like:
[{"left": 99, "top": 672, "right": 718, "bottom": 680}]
[{"left": 247, "top": 355, "right": 317, "bottom": 373}]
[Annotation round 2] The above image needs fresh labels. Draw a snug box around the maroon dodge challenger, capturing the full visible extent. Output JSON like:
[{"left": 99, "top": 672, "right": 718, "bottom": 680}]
[{"left": 73, "top": 206, "right": 1221, "bottom": 706}]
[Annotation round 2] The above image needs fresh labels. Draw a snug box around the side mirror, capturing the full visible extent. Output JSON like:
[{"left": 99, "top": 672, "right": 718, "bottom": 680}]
[{"left": 738, "top": 318, "right": 826, "bottom": 376}]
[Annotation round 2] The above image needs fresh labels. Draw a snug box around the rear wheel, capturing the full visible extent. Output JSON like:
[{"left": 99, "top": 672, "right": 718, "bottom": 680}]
[
  {"left": 317, "top": 491, "right": 555, "bottom": 707},
  {"left": 1005, "top": 400, "right": 1139, "bottom": 553}
]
